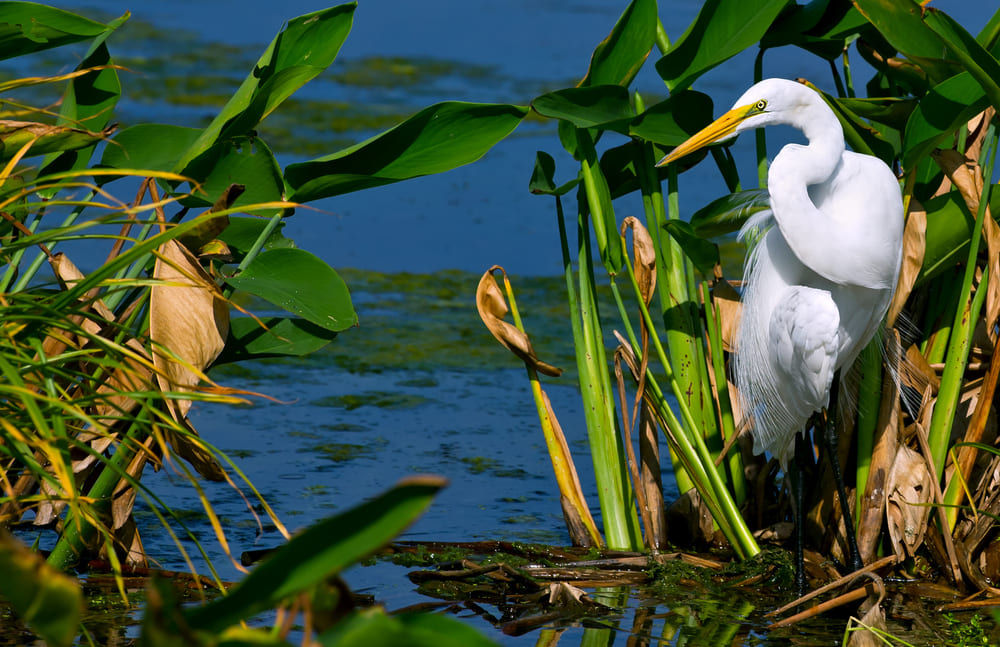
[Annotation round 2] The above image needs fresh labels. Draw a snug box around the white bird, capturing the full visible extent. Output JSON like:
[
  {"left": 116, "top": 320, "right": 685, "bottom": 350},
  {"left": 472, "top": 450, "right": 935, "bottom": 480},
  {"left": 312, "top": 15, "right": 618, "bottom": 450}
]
[{"left": 658, "top": 78, "right": 904, "bottom": 591}]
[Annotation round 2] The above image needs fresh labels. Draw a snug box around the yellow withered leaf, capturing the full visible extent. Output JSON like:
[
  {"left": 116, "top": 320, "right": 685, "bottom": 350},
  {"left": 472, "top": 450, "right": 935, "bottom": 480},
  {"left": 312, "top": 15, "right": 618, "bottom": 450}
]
[
  {"left": 476, "top": 266, "right": 561, "bottom": 377},
  {"left": 621, "top": 216, "right": 656, "bottom": 305},
  {"left": 887, "top": 202, "right": 926, "bottom": 328},
  {"left": 150, "top": 239, "right": 229, "bottom": 421}
]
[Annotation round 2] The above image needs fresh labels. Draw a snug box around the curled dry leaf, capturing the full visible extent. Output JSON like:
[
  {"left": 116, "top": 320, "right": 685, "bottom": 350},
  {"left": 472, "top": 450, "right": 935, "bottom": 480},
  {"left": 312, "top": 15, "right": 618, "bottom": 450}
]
[
  {"left": 476, "top": 266, "right": 561, "bottom": 377},
  {"left": 887, "top": 202, "right": 925, "bottom": 328},
  {"left": 710, "top": 278, "right": 741, "bottom": 353},
  {"left": 621, "top": 216, "right": 656, "bottom": 305},
  {"left": 885, "top": 445, "right": 932, "bottom": 560},
  {"left": 150, "top": 238, "right": 229, "bottom": 419}
]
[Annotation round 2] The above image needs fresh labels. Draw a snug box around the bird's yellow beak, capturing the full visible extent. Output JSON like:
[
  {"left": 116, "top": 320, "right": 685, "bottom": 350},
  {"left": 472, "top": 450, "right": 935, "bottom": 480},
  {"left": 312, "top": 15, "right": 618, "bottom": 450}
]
[{"left": 656, "top": 103, "right": 756, "bottom": 167}]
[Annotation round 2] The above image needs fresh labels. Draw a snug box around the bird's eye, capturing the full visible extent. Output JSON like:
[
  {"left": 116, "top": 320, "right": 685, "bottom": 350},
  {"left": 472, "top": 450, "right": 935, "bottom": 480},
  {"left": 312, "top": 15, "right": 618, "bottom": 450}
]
[{"left": 754, "top": 99, "right": 767, "bottom": 112}]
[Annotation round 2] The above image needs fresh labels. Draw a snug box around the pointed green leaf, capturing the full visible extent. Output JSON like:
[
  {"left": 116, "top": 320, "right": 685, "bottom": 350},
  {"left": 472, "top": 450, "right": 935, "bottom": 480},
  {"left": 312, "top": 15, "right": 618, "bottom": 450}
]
[
  {"left": 763, "top": 2, "right": 871, "bottom": 60},
  {"left": 851, "top": 0, "right": 962, "bottom": 82},
  {"left": 921, "top": 7, "right": 1000, "bottom": 114},
  {"left": 903, "top": 73, "right": 989, "bottom": 170},
  {"left": 655, "top": 0, "right": 787, "bottom": 93},
  {"left": 531, "top": 85, "right": 634, "bottom": 132},
  {"left": 528, "top": 151, "right": 579, "bottom": 196},
  {"left": 225, "top": 248, "right": 357, "bottom": 332},
  {"left": 0, "top": 3, "right": 121, "bottom": 60},
  {"left": 580, "top": 0, "right": 657, "bottom": 87},
  {"left": 100, "top": 123, "right": 202, "bottom": 178},
  {"left": 180, "top": 137, "right": 284, "bottom": 215},
  {"left": 664, "top": 220, "right": 719, "bottom": 276},
  {"left": 629, "top": 90, "right": 714, "bottom": 146},
  {"left": 185, "top": 477, "right": 446, "bottom": 634},
  {"left": 176, "top": 3, "right": 356, "bottom": 172},
  {"left": 285, "top": 102, "right": 527, "bottom": 202},
  {"left": 216, "top": 317, "right": 338, "bottom": 363}
]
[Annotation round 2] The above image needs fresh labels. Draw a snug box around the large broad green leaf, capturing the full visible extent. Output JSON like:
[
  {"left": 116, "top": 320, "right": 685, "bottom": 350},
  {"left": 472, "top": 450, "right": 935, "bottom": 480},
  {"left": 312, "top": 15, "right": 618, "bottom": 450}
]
[
  {"left": 175, "top": 3, "right": 356, "bottom": 172},
  {"left": 216, "top": 317, "right": 338, "bottom": 363},
  {"left": 319, "top": 608, "right": 498, "bottom": 647},
  {"left": 763, "top": 1, "right": 872, "bottom": 60},
  {"left": 851, "top": 0, "right": 962, "bottom": 82},
  {"left": 921, "top": 7, "right": 1000, "bottom": 114},
  {"left": 184, "top": 476, "right": 446, "bottom": 634},
  {"left": 915, "top": 188, "right": 1000, "bottom": 286},
  {"left": 579, "top": 0, "right": 657, "bottom": 87},
  {"left": 0, "top": 3, "right": 122, "bottom": 60},
  {"left": 180, "top": 136, "right": 284, "bottom": 215},
  {"left": 225, "top": 248, "right": 356, "bottom": 332},
  {"left": 217, "top": 215, "right": 294, "bottom": 257},
  {"left": 902, "top": 73, "right": 989, "bottom": 170},
  {"left": 531, "top": 85, "right": 634, "bottom": 133},
  {"left": 100, "top": 123, "right": 202, "bottom": 176},
  {"left": 0, "top": 530, "right": 81, "bottom": 647},
  {"left": 809, "top": 85, "right": 897, "bottom": 165},
  {"left": 629, "top": 90, "right": 714, "bottom": 146},
  {"left": 285, "top": 102, "right": 527, "bottom": 202},
  {"left": 655, "top": 0, "right": 787, "bottom": 93}
]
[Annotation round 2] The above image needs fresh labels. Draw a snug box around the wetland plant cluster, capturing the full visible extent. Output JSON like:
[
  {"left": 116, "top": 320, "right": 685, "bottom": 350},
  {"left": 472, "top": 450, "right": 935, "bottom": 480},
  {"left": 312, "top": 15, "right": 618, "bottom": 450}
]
[{"left": 1, "top": 0, "right": 1000, "bottom": 645}]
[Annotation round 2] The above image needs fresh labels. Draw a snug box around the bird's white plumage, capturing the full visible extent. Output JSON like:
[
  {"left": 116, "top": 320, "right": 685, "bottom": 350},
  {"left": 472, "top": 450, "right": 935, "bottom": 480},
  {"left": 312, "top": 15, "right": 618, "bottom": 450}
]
[
  {"left": 726, "top": 79, "right": 904, "bottom": 466},
  {"left": 659, "top": 78, "right": 903, "bottom": 468}
]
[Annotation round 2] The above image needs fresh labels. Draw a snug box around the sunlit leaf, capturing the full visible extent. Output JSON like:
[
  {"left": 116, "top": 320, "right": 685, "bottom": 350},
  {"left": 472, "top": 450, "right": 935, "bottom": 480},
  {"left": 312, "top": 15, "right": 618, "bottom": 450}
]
[
  {"left": 225, "top": 248, "right": 357, "bottom": 332},
  {"left": 286, "top": 102, "right": 527, "bottom": 202},
  {"left": 579, "top": 0, "right": 656, "bottom": 88},
  {"left": 531, "top": 85, "right": 634, "bottom": 133},
  {"left": 216, "top": 317, "right": 339, "bottom": 363},
  {"left": 180, "top": 136, "right": 284, "bottom": 215},
  {"left": 0, "top": 3, "right": 123, "bottom": 61},
  {"left": 184, "top": 476, "right": 446, "bottom": 634},
  {"left": 763, "top": 1, "right": 871, "bottom": 60},
  {"left": 0, "top": 120, "right": 114, "bottom": 162},
  {"left": 629, "top": 90, "right": 714, "bottom": 146},
  {"left": 655, "top": 0, "right": 787, "bottom": 92},
  {"left": 100, "top": 123, "right": 202, "bottom": 178},
  {"left": 175, "top": 3, "right": 356, "bottom": 171},
  {"left": 921, "top": 7, "right": 1000, "bottom": 114},
  {"left": 851, "top": 0, "right": 962, "bottom": 82}
]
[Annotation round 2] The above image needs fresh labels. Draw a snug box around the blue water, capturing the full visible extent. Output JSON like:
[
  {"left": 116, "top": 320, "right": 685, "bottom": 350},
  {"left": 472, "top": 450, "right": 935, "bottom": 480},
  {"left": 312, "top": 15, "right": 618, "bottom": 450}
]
[{"left": 10, "top": 1, "right": 999, "bottom": 643}]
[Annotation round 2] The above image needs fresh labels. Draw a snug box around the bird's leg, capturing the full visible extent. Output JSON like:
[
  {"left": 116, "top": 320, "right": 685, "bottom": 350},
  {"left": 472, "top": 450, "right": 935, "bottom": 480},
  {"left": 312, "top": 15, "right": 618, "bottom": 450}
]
[
  {"left": 793, "top": 431, "right": 811, "bottom": 595},
  {"left": 823, "top": 373, "right": 864, "bottom": 573}
]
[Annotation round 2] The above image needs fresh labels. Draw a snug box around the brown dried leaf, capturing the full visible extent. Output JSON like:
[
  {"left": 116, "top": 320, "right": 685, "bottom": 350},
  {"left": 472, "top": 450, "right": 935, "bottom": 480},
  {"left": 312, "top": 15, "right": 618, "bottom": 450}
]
[
  {"left": 710, "top": 278, "right": 741, "bottom": 352},
  {"left": 857, "top": 360, "right": 901, "bottom": 564},
  {"left": 887, "top": 203, "right": 926, "bottom": 328},
  {"left": 476, "top": 266, "right": 561, "bottom": 377},
  {"left": 621, "top": 216, "right": 656, "bottom": 305},
  {"left": 150, "top": 238, "right": 230, "bottom": 420},
  {"left": 885, "top": 445, "right": 932, "bottom": 560}
]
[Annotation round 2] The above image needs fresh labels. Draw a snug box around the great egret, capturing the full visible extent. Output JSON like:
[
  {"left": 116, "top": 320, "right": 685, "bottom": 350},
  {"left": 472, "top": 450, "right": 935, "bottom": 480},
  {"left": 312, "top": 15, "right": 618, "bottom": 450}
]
[{"left": 658, "top": 78, "right": 904, "bottom": 591}]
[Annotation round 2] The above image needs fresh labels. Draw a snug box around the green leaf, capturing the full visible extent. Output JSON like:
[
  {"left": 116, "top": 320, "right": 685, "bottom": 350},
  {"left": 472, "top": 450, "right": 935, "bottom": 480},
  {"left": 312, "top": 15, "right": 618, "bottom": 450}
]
[
  {"left": 851, "top": 0, "right": 962, "bottom": 82},
  {"left": 663, "top": 220, "right": 720, "bottom": 276},
  {"left": 903, "top": 73, "right": 989, "bottom": 170},
  {"left": 920, "top": 7, "right": 1000, "bottom": 114},
  {"left": 531, "top": 85, "right": 634, "bottom": 133},
  {"left": 319, "top": 608, "right": 498, "bottom": 647},
  {"left": 185, "top": 477, "right": 446, "bottom": 634},
  {"left": 810, "top": 84, "right": 897, "bottom": 165},
  {"left": 176, "top": 3, "right": 356, "bottom": 172},
  {"left": 763, "top": 1, "right": 872, "bottom": 60},
  {"left": 528, "top": 151, "right": 579, "bottom": 197},
  {"left": 225, "top": 248, "right": 356, "bottom": 332},
  {"left": 217, "top": 216, "right": 294, "bottom": 257},
  {"left": 216, "top": 317, "right": 338, "bottom": 363},
  {"left": 0, "top": 530, "right": 82, "bottom": 647},
  {"left": 655, "top": 0, "right": 787, "bottom": 93},
  {"left": 629, "top": 90, "right": 714, "bottom": 146},
  {"left": 917, "top": 189, "right": 980, "bottom": 286},
  {"left": 579, "top": 0, "right": 656, "bottom": 87},
  {"left": 0, "top": 3, "right": 121, "bottom": 61},
  {"left": 100, "top": 123, "right": 202, "bottom": 177},
  {"left": 689, "top": 189, "right": 770, "bottom": 238},
  {"left": 180, "top": 137, "right": 284, "bottom": 215},
  {"left": 0, "top": 121, "right": 112, "bottom": 162},
  {"left": 285, "top": 102, "right": 527, "bottom": 202}
]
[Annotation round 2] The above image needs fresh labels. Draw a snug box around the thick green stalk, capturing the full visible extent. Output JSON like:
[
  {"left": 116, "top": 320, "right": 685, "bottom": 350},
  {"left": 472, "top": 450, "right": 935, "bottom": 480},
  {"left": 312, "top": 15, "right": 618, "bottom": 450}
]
[
  {"left": 927, "top": 124, "right": 996, "bottom": 478},
  {"left": 753, "top": 50, "right": 768, "bottom": 187}
]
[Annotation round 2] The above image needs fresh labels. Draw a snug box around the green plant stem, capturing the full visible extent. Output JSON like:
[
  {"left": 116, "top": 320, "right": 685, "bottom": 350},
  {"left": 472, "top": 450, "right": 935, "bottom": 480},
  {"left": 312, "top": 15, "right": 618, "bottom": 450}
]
[
  {"left": 754, "top": 49, "right": 768, "bottom": 188},
  {"left": 927, "top": 122, "right": 996, "bottom": 478},
  {"left": 854, "top": 342, "right": 883, "bottom": 517}
]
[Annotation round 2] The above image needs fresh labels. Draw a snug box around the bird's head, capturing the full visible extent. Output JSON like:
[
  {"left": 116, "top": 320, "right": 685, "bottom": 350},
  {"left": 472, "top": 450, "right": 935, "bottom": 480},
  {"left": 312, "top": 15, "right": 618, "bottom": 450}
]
[{"left": 657, "top": 78, "right": 817, "bottom": 167}]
